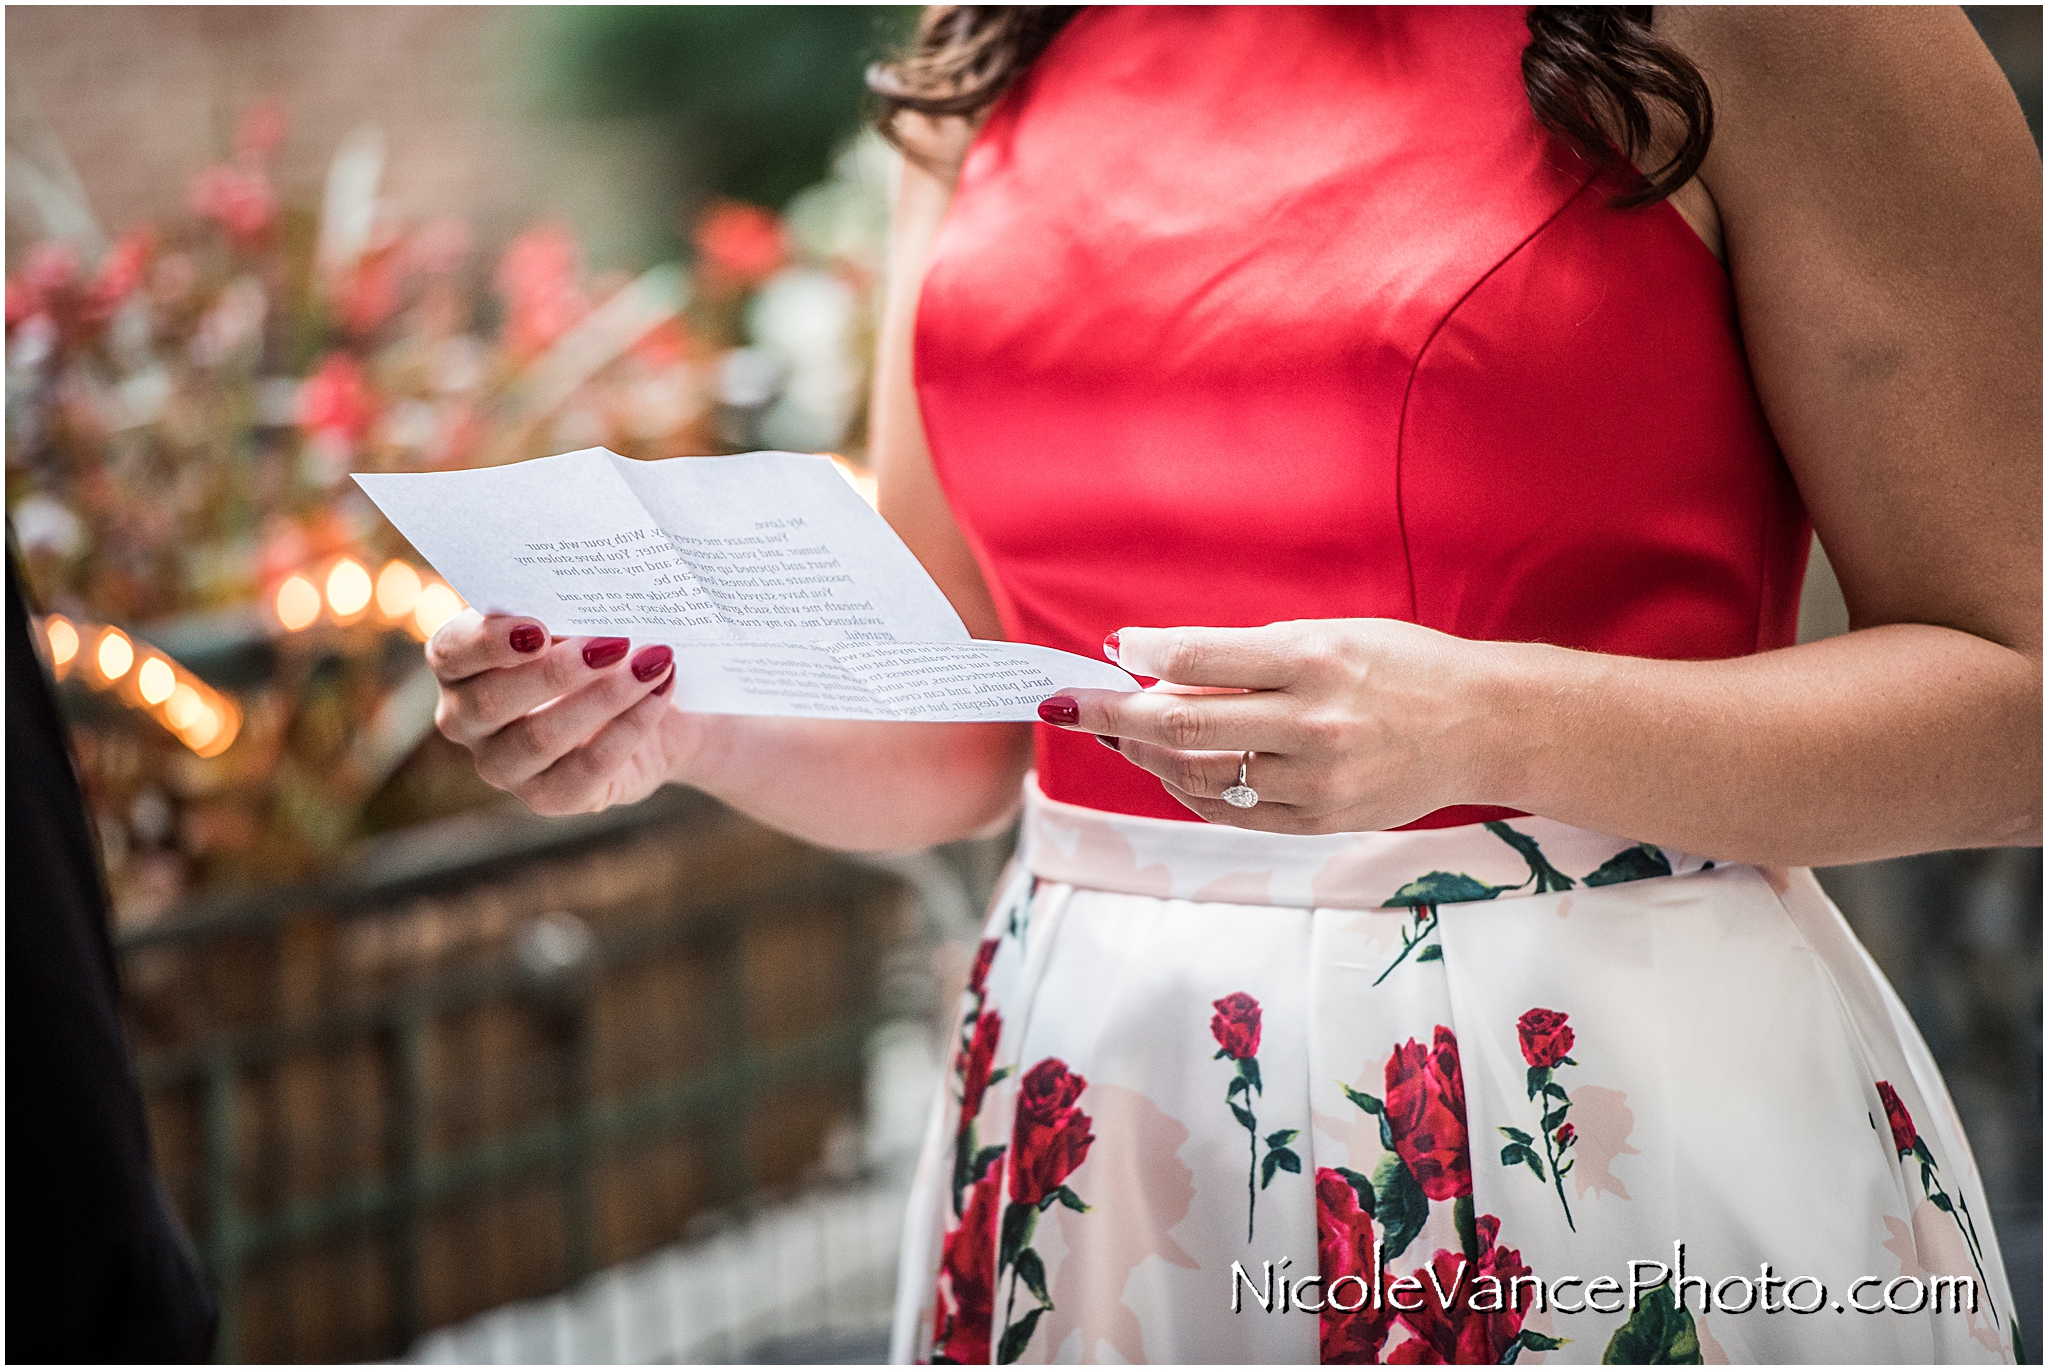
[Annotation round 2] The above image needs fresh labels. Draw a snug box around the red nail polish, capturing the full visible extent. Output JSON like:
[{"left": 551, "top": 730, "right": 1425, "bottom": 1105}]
[
  {"left": 1095, "top": 734, "right": 1121, "bottom": 751},
  {"left": 652, "top": 667, "right": 674, "bottom": 697},
  {"left": 631, "top": 644, "right": 674, "bottom": 682},
  {"left": 582, "top": 637, "right": 630, "bottom": 669},
  {"left": 510, "top": 624, "right": 545, "bottom": 654},
  {"left": 1038, "top": 696, "right": 1079, "bottom": 726},
  {"left": 1103, "top": 631, "right": 1120, "bottom": 663}
]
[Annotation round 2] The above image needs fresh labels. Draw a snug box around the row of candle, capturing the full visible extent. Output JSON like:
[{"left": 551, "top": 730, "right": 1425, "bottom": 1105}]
[
  {"left": 41, "top": 615, "right": 241, "bottom": 757},
  {"left": 273, "top": 556, "right": 465, "bottom": 639}
]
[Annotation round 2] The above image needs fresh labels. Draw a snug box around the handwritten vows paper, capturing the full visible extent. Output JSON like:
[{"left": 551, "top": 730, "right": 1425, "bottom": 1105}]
[{"left": 354, "top": 448, "right": 1138, "bottom": 720}]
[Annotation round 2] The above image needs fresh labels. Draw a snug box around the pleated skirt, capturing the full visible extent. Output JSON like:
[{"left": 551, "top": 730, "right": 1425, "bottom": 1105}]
[{"left": 890, "top": 780, "right": 2017, "bottom": 1364}]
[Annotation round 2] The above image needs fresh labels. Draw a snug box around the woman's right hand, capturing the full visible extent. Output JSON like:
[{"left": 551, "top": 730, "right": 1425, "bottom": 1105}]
[{"left": 426, "top": 610, "right": 697, "bottom": 816}]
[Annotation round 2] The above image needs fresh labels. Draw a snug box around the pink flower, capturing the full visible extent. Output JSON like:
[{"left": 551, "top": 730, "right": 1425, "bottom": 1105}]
[
  {"left": 189, "top": 164, "right": 276, "bottom": 244},
  {"left": 694, "top": 200, "right": 787, "bottom": 285},
  {"left": 495, "top": 223, "right": 586, "bottom": 359},
  {"left": 298, "top": 354, "right": 379, "bottom": 443}
]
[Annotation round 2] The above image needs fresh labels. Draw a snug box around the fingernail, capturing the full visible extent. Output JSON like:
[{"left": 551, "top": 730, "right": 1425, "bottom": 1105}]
[
  {"left": 652, "top": 667, "right": 674, "bottom": 697},
  {"left": 1102, "top": 631, "right": 1120, "bottom": 663},
  {"left": 582, "top": 637, "right": 630, "bottom": 669},
  {"left": 1038, "top": 695, "right": 1079, "bottom": 726},
  {"left": 631, "top": 644, "right": 674, "bottom": 682},
  {"left": 1095, "top": 734, "right": 1121, "bottom": 751},
  {"left": 509, "top": 624, "right": 545, "bottom": 654}
]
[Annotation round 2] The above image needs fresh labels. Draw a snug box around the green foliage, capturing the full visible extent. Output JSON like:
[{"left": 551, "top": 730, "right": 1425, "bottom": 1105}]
[
  {"left": 1369, "top": 1152, "right": 1428, "bottom": 1264},
  {"left": 1601, "top": 1281, "right": 1702, "bottom": 1365},
  {"left": 533, "top": 6, "right": 918, "bottom": 209}
]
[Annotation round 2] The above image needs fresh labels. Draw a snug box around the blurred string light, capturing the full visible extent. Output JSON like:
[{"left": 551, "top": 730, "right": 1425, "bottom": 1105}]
[
  {"left": 39, "top": 614, "right": 241, "bottom": 757},
  {"left": 270, "top": 554, "right": 462, "bottom": 640}
]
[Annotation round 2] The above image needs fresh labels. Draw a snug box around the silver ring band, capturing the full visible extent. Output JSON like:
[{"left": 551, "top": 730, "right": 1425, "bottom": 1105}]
[{"left": 1221, "top": 751, "right": 1259, "bottom": 809}]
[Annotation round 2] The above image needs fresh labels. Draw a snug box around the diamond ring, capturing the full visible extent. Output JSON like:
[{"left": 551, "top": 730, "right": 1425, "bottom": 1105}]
[{"left": 1221, "top": 751, "right": 1259, "bottom": 809}]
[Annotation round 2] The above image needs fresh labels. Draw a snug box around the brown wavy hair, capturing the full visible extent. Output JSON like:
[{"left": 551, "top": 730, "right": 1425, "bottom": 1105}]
[{"left": 867, "top": 6, "right": 1711, "bottom": 209}]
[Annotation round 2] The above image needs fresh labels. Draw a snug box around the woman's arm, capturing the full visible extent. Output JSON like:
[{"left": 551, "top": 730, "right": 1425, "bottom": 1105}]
[
  {"left": 425, "top": 115, "right": 1031, "bottom": 853},
  {"left": 1047, "top": 9, "right": 2041, "bottom": 865}
]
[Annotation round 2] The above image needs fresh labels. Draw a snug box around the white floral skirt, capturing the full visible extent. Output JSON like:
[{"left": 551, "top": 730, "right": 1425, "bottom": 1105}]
[{"left": 889, "top": 780, "right": 2017, "bottom": 1365}]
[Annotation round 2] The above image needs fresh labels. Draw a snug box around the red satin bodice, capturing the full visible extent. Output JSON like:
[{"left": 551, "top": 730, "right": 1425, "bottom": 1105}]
[{"left": 913, "top": 6, "right": 1810, "bottom": 825}]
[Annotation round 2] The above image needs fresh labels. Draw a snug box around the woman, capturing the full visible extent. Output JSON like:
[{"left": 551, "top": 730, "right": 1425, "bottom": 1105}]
[{"left": 426, "top": 7, "right": 2039, "bottom": 1363}]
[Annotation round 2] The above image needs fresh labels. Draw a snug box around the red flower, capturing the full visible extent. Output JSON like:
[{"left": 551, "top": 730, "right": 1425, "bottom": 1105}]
[
  {"left": 1515, "top": 1008, "right": 1574, "bottom": 1069},
  {"left": 1554, "top": 1123, "right": 1575, "bottom": 1149},
  {"left": 968, "top": 937, "right": 1000, "bottom": 998},
  {"left": 958, "top": 1008, "right": 1002, "bottom": 1123},
  {"left": 1210, "top": 992, "right": 1262, "bottom": 1060},
  {"left": 1009, "top": 1058, "right": 1094, "bottom": 1208},
  {"left": 1387, "top": 1215, "right": 1533, "bottom": 1364},
  {"left": 1384, "top": 1027, "right": 1471, "bottom": 1201},
  {"left": 189, "top": 164, "right": 276, "bottom": 244},
  {"left": 694, "top": 200, "right": 787, "bottom": 285},
  {"left": 1316, "top": 1169, "right": 1393, "bottom": 1364},
  {"left": 933, "top": 1170, "right": 999, "bottom": 1364},
  {"left": 298, "top": 354, "right": 379, "bottom": 443},
  {"left": 1876, "top": 1081, "right": 1917, "bottom": 1157}
]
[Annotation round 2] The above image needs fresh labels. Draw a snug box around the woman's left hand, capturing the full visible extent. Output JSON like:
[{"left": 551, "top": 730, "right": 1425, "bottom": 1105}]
[{"left": 1037, "top": 619, "right": 1512, "bottom": 833}]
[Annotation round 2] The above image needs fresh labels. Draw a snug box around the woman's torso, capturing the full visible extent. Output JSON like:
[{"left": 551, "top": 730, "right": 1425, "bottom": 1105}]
[{"left": 913, "top": 5, "right": 1810, "bottom": 825}]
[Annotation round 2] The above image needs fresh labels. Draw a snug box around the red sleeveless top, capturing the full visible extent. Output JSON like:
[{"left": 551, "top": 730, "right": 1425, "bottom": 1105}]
[{"left": 913, "top": 6, "right": 1810, "bottom": 826}]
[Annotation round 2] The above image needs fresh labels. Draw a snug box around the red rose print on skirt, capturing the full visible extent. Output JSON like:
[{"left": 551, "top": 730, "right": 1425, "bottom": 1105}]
[
  {"left": 1516, "top": 1007, "right": 1575, "bottom": 1070},
  {"left": 995, "top": 1058, "right": 1096, "bottom": 1363},
  {"left": 1315, "top": 1168, "right": 1393, "bottom": 1364},
  {"left": 1010, "top": 1059, "right": 1095, "bottom": 1208},
  {"left": 1211, "top": 991, "right": 1262, "bottom": 1060},
  {"left": 1387, "top": 1214, "right": 1542, "bottom": 1364},
  {"left": 933, "top": 1168, "right": 1000, "bottom": 1364},
  {"left": 1212, "top": 992, "right": 1300, "bottom": 1241},
  {"left": 1385, "top": 1027, "right": 1472, "bottom": 1202},
  {"left": 1875, "top": 1079, "right": 1917, "bottom": 1156},
  {"left": 1500, "top": 1007, "right": 1580, "bottom": 1231},
  {"left": 1334, "top": 1025, "right": 1474, "bottom": 1271},
  {"left": 1875, "top": 1079, "right": 2001, "bottom": 1333},
  {"left": 961, "top": 1009, "right": 1003, "bottom": 1122}
]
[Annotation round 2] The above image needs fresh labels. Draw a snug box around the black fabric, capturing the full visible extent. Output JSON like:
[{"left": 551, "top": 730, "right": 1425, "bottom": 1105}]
[{"left": 7, "top": 546, "right": 216, "bottom": 1362}]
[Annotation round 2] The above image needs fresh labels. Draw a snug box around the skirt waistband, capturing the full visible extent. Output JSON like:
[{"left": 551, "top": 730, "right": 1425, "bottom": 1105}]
[{"left": 1017, "top": 775, "right": 1714, "bottom": 910}]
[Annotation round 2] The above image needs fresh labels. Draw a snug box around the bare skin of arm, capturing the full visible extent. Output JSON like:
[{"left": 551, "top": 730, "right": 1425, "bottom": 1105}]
[
  {"left": 1053, "top": 8, "right": 2042, "bottom": 864},
  {"left": 427, "top": 114, "right": 1028, "bottom": 853}
]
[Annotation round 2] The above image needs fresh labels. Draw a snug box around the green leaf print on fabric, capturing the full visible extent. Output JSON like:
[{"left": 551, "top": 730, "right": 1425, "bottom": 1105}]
[
  {"left": 1601, "top": 1280, "right": 1702, "bottom": 1364},
  {"left": 1504, "top": 1329, "right": 1569, "bottom": 1363},
  {"left": 1585, "top": 843, "right": 1674, "bottom": 887},
  {"left": 1484, "top": 821, "right": 1578, "bottom": 893},
  {"left": 1370, "top": 1150, "right": 1429, "bottom": 1264},
  {"left": 1334, "top": 1165, "right": 1376, "bottom": 1214},
  {"left": 998, "top": 1307, "right": 1046, "bottom": 1365},
  {"left": 1387, "top": 871, "right": 1513, "bottom": 907}
]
